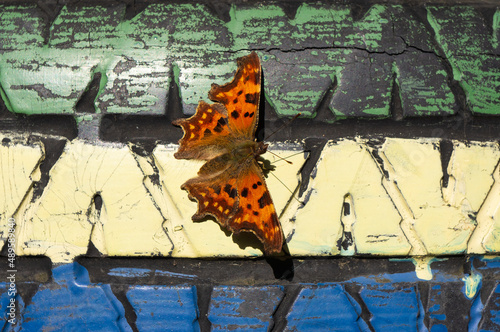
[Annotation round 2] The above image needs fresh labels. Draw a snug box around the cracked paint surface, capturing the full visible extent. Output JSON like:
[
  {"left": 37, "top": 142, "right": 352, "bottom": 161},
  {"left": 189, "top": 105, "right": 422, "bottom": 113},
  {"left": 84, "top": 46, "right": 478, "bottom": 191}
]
[
  {"left": 16, "top": 139, "right": 173, "bottom": 262},
  {"left": 0, "top": 134, "right": 499, "bottom": 263},
  {"left": 1, "top": 3, "right": 497, "bottom": 120},
  {"left": 0, "top": 133, "right": 44, "bottom": 249}
]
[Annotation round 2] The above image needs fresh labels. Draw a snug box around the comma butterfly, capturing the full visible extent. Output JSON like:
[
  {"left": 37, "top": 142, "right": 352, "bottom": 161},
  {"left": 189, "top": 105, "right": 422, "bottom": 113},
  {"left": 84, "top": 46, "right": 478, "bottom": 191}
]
[{"left": 173, "top": 52, "right": 283, "bottom": 254}]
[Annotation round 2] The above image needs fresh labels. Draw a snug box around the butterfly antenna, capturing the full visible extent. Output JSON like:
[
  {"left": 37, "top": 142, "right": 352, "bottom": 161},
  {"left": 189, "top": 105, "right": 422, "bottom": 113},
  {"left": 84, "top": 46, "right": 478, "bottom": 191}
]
[
  {"left": 269, "top": 151, "right": 305, "bottom": 165},
  {"left": 268, "top": 170, "right": 305, "bottom": 206},
  {"left": 264, "top": 113, "right": 301, "bottom": 141},
  {"left": 267, "top": 150, "right": 293, "bottom": 164}
]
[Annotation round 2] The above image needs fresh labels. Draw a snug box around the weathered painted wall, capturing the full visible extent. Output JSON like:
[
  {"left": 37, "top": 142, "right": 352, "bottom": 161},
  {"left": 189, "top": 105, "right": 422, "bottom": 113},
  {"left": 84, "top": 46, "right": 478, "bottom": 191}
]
[{"left": 0, "top": 1, "right": 499, "bottom": 330}]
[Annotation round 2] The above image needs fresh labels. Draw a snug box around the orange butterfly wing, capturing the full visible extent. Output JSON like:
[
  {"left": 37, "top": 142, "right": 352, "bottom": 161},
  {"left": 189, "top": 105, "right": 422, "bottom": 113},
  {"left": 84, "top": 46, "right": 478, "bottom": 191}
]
[
  {"left": 173, "top": 52, "right": 283, "bottom": 254},
  {"left": 209, "top": 52, "right": 261, "bottom": 138},
  {"left": 172, "top": 101, "right": 231, "bottom": 160},
  {"left": 181, "top": 156, "right": 283, "bottom": 254}
]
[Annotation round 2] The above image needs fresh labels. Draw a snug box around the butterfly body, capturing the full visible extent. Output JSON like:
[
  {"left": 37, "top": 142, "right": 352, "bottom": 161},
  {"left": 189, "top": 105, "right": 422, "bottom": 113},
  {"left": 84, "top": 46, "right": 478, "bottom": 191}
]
[{"left": 173, "top": 52, "right": 283, "bottom": 254}]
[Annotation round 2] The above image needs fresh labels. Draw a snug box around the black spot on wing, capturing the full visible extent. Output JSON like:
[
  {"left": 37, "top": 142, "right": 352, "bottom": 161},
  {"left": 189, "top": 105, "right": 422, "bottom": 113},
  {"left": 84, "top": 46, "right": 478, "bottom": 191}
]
[
  {"left": 213, "top": 123, "right": 223, "bottom": 133},
  {"left": 223, "top": 184, "right": 237, "bottom": 199},
  {"left": 231, "top": 110, "right": 239, "bottom": 119},
  {"left": 204, "top": 128, "right": 212, "bottom": 137},
  {"left": 258, "top": 192, "right": 272, "bottom": 209},
  {"left": 213, "top": 117, "right": 227, "bottom": 134},
  {"left": 253, "top": 211, "right": 259, "bottom": 216},
  {"left": 252, "top": 183, "right": 258, "bottom": 189},
  {"left": 245, "top": 93, "right": 259, "bottom": 104},
  {"left": 241, "top": 188, "right": 249, "bottom": 197},
  {"left": 213, "top": 185, "right": 221, "bottom": 195}
]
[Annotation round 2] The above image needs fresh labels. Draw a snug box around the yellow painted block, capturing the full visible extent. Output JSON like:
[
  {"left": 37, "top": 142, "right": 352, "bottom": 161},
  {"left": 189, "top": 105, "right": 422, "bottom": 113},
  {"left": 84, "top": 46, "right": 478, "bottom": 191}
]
[
  {"left": 289, "top": 139, "right": 409, "bottom": 256},
  {"left": 381, "top": 138, "right": 474, "bottom": 255},
  {"left": 443, "top": 141, "right": 500, "bottom": 254},
  {"left": 0, "top": 133, "right": 44, "bottom": 249},
  {"left": 7, "top": 135, "right": 499, "bottom": 262},
  {"left": 152, "top": 143, "right": 306, "bottom": 257},
  {"left": 17, "top": 140, "right": 172, "bottom": 263}
]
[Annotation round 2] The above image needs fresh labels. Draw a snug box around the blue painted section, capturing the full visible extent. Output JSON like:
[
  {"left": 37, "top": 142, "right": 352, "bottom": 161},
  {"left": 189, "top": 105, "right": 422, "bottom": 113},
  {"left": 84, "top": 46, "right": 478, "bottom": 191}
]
[
  {"left": 208, "top": 286, "right": 283, "bottom": 331},
  {"left": 108, "top": 267, "right": 152, "bottom": 277},
  {"left": 475, "top": 256, "right": 500, "bottom": 270},
  {"left": 109, "top": 267, "right": 197, "bottom": 280},
  {"left": 127, "top": 285, "right": 199, "bottom": 332},
  {"left": 21, "top": 263, "right": 131, "bottom": 331},
  {"left": 285, "top": 284, "right": 365, "bottom": 331},
  {"left": 360, "top": 282, "right": 419, "bottom": 331},
  {"left": 1, "top": 257, "right": 499, "bottom": 330}
]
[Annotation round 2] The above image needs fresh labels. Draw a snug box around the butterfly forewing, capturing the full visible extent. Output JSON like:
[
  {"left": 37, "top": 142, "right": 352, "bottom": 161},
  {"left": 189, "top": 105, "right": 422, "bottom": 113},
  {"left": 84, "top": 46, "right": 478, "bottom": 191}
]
[
  {"left": 173, "top": 102, "right": 232, "bottom": 160},
  {"left": 208, "top": 52, "right": 261, "bottom": 139}
]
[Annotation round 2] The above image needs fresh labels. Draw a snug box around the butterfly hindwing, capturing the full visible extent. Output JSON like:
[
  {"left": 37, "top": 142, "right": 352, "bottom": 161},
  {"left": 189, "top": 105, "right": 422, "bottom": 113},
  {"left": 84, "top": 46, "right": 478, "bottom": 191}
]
[
  {"left": 229, "top": 161, "right": 283, "bottom": 254},
  {"left": 182, "top": 170, "right": 238, "bottom": 227},
  {"left": 181, "top": 157, "right": 283, "bottom": 254}
]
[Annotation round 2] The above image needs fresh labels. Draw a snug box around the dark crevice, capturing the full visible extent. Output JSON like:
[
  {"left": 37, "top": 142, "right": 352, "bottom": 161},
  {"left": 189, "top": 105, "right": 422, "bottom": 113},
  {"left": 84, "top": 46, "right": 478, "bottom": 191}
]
[
  {"left": 298, "top": 138, "right": 327, "bottom": 197},
  {"left": 196, "top": 285, "right": 213, "bottom": 332},
  {"left": 129, "top": 142, "right": 162, "bottom": 186},
  {"left": 339, "top": 196, "right": 354, "bottom": 252},
  {"left": 279, "top": 1, "right": 302, "bottom": 20},
  {"left": 350, "top": 3, "right": 373, "bottom": 22},
  {"left": 109, "top": 284, "right": 139, "bottom": 332},
  {"left": 439, "top": 139, "right": 454, "bottom": 188},
  {"left": 17, "top": 282, "right": 40, "bottom": 310},
  {"left": 478, "top": 7, "right": 496, "bottom": 40},
  {"left": 93, "top": 193, "right": 103, "bottom": 211},
  {"left": 266, "top": 256, "right": 295, "bottom": 281},
  {"left": 313, "top": 75, "right": 337, "bottom": 123},
  {"left": 345, "top": 283, "right": 376, "bottom": 331},
  {"left": 202, "top": 0, "right": 232, "bottom": 23},
  {"left": 417, "top": 282, "right": 431, "bottom": 330},
  {"left": 365, "top": 138, "right": 389, "bottom": 178},
  {"left": 30, "top": 137, "right": 68, "bottom": 201},
  {"left": 390, "top": 74, "right": 404, "bottom": 121},
  {"left": 166, "top": 62, "right": 186, "bottom": 123},
  {"left": 270, "top": 285, "right": 302, "bottom": 332},
  {"left": 76, "top": 72, "right": 102, "bottom": 114},
  {"left": 129, "top": 141, "right": 157, "bottom": 157},
  {"left": 255, "top": 70, "right": 282, "bottom": 142},
  {"left": 123, "top": 1, "right": 149, "bottom": 21},
  {"left": 36, "top": 1, "right": 63, "bottom": 45},
  {"left": 85, "top": 240, "right": 104, "bottom": 257}
]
